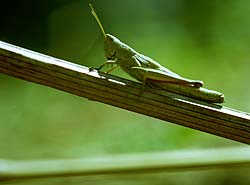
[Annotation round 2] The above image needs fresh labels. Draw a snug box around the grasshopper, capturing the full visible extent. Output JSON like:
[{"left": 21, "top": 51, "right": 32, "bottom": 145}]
[{"left": 89, "top": 4, "right": 224, "bottom": 103}]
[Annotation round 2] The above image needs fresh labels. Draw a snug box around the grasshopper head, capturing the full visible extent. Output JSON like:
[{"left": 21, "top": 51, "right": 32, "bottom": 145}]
[
  {"left": 89, "top": 4, "right": 117, "bottom": 60},
  {"left": 104, "top": 34, "right": 119, "bottom": 60}
]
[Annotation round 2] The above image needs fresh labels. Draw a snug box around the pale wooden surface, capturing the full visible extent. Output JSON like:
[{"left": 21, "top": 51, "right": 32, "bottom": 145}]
[
  {"left": 0, "top": 147, "right": 250, "bottom": 182},
  {"left": 0, "top": 41, "right": 250, "bottom": 144}
]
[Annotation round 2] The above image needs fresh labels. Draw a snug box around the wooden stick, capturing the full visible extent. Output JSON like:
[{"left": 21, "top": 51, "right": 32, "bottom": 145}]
[{"left": 0, "top": 41, "right": 250, "bottom": 144}]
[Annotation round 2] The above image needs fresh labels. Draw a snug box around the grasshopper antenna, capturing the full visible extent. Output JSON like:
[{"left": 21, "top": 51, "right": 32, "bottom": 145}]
[{"left": 89, "top": 3, "right": 106, "bottom": 38}]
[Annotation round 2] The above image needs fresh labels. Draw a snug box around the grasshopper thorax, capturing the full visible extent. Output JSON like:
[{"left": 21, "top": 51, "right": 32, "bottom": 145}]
[{"left": 104, "top": 34, "right": 136, "bottom": 61}]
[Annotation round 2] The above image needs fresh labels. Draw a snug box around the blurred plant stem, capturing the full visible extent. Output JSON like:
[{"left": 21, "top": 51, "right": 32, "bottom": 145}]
[{"left": 1, "top": 147, "right": 250, "bottom": 182}]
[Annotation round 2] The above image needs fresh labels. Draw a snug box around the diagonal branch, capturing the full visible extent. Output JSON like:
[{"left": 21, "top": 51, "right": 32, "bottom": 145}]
[{"left": 0, "top": 41, "right": 250, "bottom": 144}]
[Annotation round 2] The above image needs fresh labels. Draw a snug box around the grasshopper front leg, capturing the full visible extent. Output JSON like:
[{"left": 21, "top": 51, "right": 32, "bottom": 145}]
[
  {"left": 97, "top": 60, "right": 116, "bottom": 70},
  {"left": 95, "top": 60, "right": 120, "bottom": 73},
  {"left": 105, "top": 64, "right": 119, "bottom": 73}
]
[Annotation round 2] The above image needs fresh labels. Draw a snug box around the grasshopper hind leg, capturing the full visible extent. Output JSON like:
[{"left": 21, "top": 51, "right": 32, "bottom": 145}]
[
  {"left": 137, "top": 69, "right": 148, "bottom": 95},
  {"left": 147, "top": 79, "right": 203, "bottom": 88},
  {"left": 131, "top": 66, "right": 204, "bottom": 88}
]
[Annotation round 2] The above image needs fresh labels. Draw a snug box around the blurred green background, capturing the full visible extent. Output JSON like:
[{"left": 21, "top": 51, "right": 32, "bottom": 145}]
[{"left": 1, "top": 0, "right": 250, "bottom": 184}]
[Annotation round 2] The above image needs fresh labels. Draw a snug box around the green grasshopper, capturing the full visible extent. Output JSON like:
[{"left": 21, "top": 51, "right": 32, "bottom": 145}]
[{"left": 89, "top": 4, "right": 224, "bottom": 103}]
